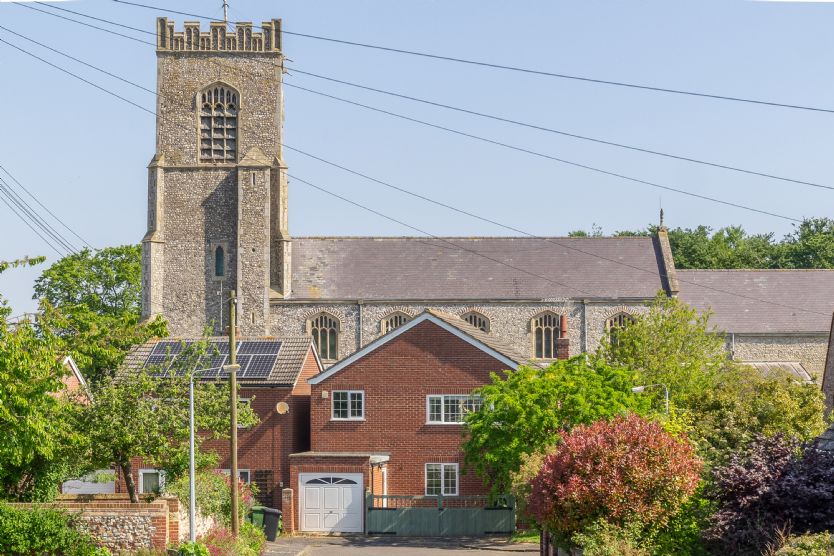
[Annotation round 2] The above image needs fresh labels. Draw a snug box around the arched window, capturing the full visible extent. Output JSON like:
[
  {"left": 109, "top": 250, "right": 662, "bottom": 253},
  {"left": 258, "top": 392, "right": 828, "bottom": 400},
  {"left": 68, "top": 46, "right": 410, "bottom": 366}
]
[
  {"left": 199, "top": 84, "right": 238, "bottom": 162},
  {"left": 308, "top": 313, "right": 339, "bottom": 360},
  {"left": 532, "top": 312, "right": 561, "bottom": 359},
  {"left": 606, "top": 312, "right": 635, "bottom": 347},
  {"left": 381, "top": 312, "right": 410, "bottom": 334},
  {"left": 461, "top": 311, "right": 490, "bottom": 332},
  {"left": 214, "top": 246, "right": 225, "bottom": 277}
]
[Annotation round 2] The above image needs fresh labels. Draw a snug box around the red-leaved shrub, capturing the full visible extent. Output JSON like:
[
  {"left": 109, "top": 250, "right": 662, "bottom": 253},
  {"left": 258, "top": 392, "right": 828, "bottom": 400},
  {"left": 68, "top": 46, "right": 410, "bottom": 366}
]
[{"left": 527, "top": 414, "right": 701, "bottom": 538}]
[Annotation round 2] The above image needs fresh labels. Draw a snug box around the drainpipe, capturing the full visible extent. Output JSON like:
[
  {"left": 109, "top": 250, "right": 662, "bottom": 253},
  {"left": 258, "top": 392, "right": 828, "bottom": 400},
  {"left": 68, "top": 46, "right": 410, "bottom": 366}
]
[
  {"left": 358, "top": 300, "right": 364, "bottom": 348},
  {"left": 730, "top": 332, "right": 735, "bottom": 360}
]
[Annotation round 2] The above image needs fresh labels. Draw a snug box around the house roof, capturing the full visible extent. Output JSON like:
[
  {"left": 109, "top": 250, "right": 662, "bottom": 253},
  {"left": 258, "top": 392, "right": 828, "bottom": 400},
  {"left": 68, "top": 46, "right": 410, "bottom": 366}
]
[
  {"left": 121, "top": 336, "right": 317, "bottom": 386},
  {"left": 742, "top": 361, "right": 812, "bottom": 382},
  {"left": 677, "top": 270, "right": 834, "bottom": 334},
  {"left": 289, "top": 237, "right": 666, "bottom": 301},
  {"left": 308, "top": 309, "right": 529, "bottom": 385}
]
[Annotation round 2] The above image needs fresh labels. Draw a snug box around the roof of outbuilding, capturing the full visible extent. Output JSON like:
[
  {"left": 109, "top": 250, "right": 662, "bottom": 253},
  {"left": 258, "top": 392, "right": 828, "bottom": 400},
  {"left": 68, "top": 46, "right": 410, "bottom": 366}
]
[
  {"left": 121, "top": 336, "right": 316, "bottom": 385},
  {"left": 677, "top": 270, "right": 834, "bottom": 334},
  {"left": 288, "top": 236, "right": 666, "bottom": 300}
]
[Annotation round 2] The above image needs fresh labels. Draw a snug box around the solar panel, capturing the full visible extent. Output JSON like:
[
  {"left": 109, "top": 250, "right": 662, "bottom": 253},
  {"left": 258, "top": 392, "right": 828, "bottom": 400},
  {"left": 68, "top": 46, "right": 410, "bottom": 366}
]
[{"left": 143, "top": 340, "right": 280, "bottom": 380}]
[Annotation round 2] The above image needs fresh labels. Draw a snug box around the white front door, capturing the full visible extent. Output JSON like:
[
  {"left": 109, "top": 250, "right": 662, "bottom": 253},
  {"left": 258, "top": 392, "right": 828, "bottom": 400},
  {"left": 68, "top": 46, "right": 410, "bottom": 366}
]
[{"left": 299, "top": 473, "right": 364, "bottom": 533}]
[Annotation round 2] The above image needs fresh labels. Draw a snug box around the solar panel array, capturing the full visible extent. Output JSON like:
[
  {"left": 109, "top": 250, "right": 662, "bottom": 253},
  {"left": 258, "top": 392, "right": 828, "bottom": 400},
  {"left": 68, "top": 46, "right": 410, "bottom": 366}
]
[{"left": 143, "top": 340, "right": 282, "bottom": 380}]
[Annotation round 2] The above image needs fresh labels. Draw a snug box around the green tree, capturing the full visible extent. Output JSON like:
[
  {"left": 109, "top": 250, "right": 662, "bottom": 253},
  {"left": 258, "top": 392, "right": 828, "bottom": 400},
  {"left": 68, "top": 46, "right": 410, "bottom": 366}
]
[
  {"left": 0, "top": 257, "right": 87, "bottom": 501},
  {"left": 32, "top": 246, "right": 166, "bottom": 385},
  {"left": 462, "top": 356, "right": 649, "bottom": 497},
  {"left": 599, "top": 294, "right": 827, "bottom": 463},
  {"left": 780, "top": 217, "right": 834, "bottom": 269},
  {"left": 81, "top": 342, "right": 258, "bottom": 503}
]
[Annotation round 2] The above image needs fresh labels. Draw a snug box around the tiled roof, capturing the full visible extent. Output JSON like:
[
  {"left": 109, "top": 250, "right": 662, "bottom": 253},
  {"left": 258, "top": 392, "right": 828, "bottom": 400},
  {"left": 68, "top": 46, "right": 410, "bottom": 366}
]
[
  {"left": 289, "top": 237, "right": 666, "bottom": 300},
  {"left": 742, "top": 361, "right": 812, "bottom": 382},
  {"left": 677, "top": 270, "right": 834, "bottom": 333},
  {"left": 121, "top": 336, "right": 314, "bottom": 385},
  {"left": 424, "top": 309, "right": 532, "bottom": 366}
]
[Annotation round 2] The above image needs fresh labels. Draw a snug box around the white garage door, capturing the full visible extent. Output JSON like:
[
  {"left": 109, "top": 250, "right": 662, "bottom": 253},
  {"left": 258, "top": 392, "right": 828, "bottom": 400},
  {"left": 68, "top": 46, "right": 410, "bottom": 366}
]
[{"left": 299, "top": 473, "right": 363, "bottom": 533}]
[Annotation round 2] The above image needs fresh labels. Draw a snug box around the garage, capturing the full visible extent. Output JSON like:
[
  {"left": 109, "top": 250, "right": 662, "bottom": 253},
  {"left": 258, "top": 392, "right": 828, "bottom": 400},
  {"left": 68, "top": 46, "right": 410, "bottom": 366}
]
[{"left": 299, "top": 473, "right": 364, "bottom": 533}]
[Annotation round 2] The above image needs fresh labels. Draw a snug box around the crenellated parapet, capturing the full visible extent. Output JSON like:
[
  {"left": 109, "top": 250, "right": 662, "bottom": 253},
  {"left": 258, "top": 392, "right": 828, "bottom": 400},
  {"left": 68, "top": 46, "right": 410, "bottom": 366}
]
[{"left": 156, "top": 17, "right": 281, "bottom": 52}]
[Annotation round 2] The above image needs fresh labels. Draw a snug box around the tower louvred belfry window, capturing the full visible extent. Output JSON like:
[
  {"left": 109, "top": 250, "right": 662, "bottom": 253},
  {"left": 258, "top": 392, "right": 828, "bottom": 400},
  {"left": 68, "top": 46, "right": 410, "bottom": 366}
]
[{"left": 199, "top": 84, "right": 238, "bottom": 162}]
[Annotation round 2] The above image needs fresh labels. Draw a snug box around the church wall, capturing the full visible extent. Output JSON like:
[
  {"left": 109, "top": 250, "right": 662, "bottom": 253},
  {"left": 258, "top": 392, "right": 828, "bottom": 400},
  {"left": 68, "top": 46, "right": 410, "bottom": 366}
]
[
  {"left": 730, "top": 334, "right": 829, "bottom": 382},
  {"left": 269, "top": 300, "right": 655, "bottom": 364}
]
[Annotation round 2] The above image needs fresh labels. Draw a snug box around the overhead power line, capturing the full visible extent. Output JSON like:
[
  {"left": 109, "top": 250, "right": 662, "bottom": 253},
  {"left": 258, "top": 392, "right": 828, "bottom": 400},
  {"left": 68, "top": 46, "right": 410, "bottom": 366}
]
[
  {"left": 109, "top": 0, "right": 834, "bottom": 115},
  {"left": 0, "top": 163, "right": 94, "bottom": 249},
  {"left": 12, "top": 2, "right": 150, "bottom": 44},
  {"left": 0, "top": 180, "right": 66, "bottom": 257},
  {"left": 0, "top": 29, "right": 827, "bottom": 318},
  {"left": 284, "top": 82, "right": 802, "bottom": 223},
  {"left": 0, "top": 17, "right": 805, "bottom": 222},
  {"left": 289, "top": 68, "right": 834, "bottom": 192},
  {"left": 0, "top": 175, "right": 78, "bottom": 254}
]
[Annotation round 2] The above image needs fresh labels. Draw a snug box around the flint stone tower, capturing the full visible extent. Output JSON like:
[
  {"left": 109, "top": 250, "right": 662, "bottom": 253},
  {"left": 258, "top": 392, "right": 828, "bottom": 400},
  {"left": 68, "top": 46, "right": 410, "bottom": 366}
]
[{"left": 142, "top": 17, "right": 291, "bottom": 336}]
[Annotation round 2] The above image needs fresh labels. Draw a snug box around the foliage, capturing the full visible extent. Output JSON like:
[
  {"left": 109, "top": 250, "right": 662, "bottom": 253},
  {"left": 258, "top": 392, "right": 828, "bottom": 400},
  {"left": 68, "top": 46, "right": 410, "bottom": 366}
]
[
  {"left": 0, "top": 503, "right": 111, "bottom": 556},
  {"left": 509, "top": 448, "right": 552, "bottom": 519},
  {"left": 0, "top": 256, "right": 46, "bottom": 275},
  {"left": 571, "top": 520, "right": 652, "bottom": 556},
  {"left": 81, "top": 343, "right": 258, "bottom": 502},
  {"left": 167, "top": 468, "right": 259, "bottom": 526},
  {"left": 178, "top": 541, "right": 210, "bottom": 556},
  {"left": 527, "top": 414, "right": 701, "bottom": 542},
  {"left": 599, "top": 294, "right": 828, "bottom": 464},
  {"left": 651, "top": 487, "right": 714, "bottom": 556},
  {"left": 706, "top": 435, "right": 834, "bottom": 555},
  {"left": 578, "top": 217, "right": 834, "bottom": 269},
  {"left": 33, "top": 245, "right": 167, "bottom": 385},
  {"left": 462, "top": 356, "right": 650, "bottom": 497},
  {"left": 0, "top": 308, "right": 89, "bottom": 501},
  {"left": 771, "top": 532, "right": 834, "bottom": 556},
  {"left": 199, "top": 522, "right": 265, "bottom": 556}
]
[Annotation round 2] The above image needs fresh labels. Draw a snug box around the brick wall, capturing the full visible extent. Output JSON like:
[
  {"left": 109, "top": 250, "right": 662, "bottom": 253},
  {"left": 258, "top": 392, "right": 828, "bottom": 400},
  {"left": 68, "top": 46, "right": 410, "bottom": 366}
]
[{"left": 308, "top": 320, "right": 512, "bottom": 497}]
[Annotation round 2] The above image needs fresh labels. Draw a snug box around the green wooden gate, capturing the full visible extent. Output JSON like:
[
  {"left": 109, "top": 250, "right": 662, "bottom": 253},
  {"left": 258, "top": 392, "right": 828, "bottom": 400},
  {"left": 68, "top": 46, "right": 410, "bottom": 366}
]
[{"left": 365, "top": 493, "right": 515, "bottom": 536}]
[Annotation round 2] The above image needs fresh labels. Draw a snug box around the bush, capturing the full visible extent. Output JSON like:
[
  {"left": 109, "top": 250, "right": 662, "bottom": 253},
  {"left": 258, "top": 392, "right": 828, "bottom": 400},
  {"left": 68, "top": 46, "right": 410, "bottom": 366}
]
[
  {"left": 772, "top": 532, "right": 834, "bottom": 555},
  {"left": 706, "top": 435, "right": 834, "bottom": 555},
  {"left": 0, "top": 503, "right": 110, "bottom": 556},
  {"left": 199, "top": 522, "right": 265, "bottom": 556},
  {"left": 178, "top": 540, "right": 210, "bottom": 556},
  {"left": 527, "top": 414, "right": 701, "bottom": 543},
  {"left": 167, "top": 468, "right": 258, "bottom": 526},
  {"left": 651, "top": 488, "right": 713, "bottom": 556},
  {"left": 572, "top": 520, "right": 652, "bottom": 556}
]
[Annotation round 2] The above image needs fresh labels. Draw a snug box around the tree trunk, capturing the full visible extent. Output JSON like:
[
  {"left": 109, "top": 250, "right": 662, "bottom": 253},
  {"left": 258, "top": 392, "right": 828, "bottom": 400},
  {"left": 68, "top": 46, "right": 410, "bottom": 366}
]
[{"left": 121, "top": 459, "right": 139, "bottom": 503}]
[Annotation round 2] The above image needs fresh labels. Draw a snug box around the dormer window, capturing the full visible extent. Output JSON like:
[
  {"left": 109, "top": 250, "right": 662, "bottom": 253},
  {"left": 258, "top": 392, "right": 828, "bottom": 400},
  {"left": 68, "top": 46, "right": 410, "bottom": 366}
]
[{"left": 199, "top": 84, "right": 238, "bottom": 163}]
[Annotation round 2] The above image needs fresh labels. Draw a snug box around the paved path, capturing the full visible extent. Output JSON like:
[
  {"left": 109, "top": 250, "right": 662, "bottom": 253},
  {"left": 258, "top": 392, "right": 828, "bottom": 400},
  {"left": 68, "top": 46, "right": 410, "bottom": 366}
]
[{"left": 265, "top": 536, "right": 538, "bottom": 556}]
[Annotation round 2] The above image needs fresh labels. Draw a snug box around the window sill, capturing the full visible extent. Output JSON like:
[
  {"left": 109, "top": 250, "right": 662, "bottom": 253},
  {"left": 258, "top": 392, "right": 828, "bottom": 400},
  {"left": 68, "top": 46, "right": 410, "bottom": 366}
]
[
  {"left": 330, "top": 418, "right": 365, "bottom": 422},
  {"left": 425, "top": 422, "right": 464, "bottom": 426}
]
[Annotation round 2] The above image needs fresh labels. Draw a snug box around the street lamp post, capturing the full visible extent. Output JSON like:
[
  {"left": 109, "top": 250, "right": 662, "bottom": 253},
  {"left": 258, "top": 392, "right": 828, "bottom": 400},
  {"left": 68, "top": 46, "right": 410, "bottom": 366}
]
[{"left": 631, "top": 383, "right": 670, "bottom": 414}]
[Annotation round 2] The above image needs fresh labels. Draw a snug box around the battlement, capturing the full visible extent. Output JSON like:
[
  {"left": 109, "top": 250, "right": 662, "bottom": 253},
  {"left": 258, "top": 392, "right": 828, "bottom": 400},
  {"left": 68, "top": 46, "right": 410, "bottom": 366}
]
[{"left": 156, "top": 17, "right": 281, "bottom": 53}]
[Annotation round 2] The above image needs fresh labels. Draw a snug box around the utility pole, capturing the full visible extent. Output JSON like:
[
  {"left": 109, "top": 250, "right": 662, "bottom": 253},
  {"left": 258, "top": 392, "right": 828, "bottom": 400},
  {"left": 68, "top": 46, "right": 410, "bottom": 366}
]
[{"left": 228, "top": 289, "right": 240, "bottom": 537}]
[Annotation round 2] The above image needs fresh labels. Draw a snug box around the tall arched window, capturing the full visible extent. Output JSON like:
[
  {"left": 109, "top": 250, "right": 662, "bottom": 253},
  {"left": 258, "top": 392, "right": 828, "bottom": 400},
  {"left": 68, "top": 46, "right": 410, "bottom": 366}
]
[
  {"left": 381, "top": 312, "right": 410, "bottom": 334},
  {"left": 461, "top": 311, "right": 490, "bottom": 332},
  {"left": 199, "top": 84, "right": 238, "bottom": 162},
  {"left": 309, "top": 313, "right": 339, "bottom": 360},
  {"left": 214, "top": 246, "right": 225, "bottom": 277},
  {"left": 606, "top": 312, "right": 635, "bottom": 347},
  {"left": 532, "top": 312, "right": 561, "bottom": 359}
]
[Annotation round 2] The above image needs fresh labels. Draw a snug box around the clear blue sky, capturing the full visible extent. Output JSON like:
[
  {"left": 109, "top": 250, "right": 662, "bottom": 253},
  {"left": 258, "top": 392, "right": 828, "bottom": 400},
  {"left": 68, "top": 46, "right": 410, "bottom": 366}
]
[{"left": 1, "top": 0, "right": 833, "bottom": 314}]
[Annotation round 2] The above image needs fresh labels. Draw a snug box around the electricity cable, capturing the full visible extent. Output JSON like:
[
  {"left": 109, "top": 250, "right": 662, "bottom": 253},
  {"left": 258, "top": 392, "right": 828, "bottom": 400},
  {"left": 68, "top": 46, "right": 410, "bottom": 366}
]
[{"left": 109, "top": 0, "right": 834, "bottom": 115}]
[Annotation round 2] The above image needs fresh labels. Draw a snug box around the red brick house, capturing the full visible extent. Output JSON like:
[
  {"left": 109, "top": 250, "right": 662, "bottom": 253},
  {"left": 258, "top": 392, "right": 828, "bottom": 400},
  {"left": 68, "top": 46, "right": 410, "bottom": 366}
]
[
  {"left": 286, "top": 310, "right": 546, "bottom": 533},
  {"left": 119, "top": 337, "right": 323, "bottom": 509}
]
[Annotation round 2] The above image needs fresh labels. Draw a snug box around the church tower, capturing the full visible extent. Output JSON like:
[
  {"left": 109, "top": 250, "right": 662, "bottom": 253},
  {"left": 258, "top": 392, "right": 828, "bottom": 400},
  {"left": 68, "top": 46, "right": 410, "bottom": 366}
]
[{"left": 142, "top": 17, "right": 292, "bottom": 336}]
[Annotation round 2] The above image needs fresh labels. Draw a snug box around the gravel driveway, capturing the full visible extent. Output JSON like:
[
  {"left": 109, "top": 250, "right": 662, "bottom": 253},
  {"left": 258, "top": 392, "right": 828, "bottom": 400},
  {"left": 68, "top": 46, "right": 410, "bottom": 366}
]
[{"left": 265, "top": 536, "right": 538, "bottom": 556}]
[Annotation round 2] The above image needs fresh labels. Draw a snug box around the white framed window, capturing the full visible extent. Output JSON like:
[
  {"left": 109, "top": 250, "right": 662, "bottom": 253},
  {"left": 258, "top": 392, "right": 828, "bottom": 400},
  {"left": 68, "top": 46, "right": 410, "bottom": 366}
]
[
  {"left": 139, "top": 469, "right": 166, "bottom": 494},
  {"left": 426, "top": 395, "right": 482, "bottom": 424},
  {"left": 332, "top": 390, "right": 364, "bottom": 420},
  {"left": 425, "top": 463, "right": 458, "bottom": 496},
  {"left": 221, "top": 469, "right": 251, "bottom": 484}
]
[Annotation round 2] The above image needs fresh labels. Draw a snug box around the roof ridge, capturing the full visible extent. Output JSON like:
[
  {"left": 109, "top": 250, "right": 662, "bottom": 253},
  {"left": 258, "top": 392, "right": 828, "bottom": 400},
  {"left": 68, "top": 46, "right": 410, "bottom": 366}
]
[
  {"left": 293, "top": 236, "right": 651, "bottom": 240},
  {"left": 679, "top": 269, "right": 834, "bottom": 273}
]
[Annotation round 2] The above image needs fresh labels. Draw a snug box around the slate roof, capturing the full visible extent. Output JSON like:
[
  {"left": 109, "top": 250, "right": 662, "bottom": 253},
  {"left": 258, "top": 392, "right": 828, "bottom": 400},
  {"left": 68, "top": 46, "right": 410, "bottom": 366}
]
[
  {"left": 743, "top": 361, "right": 812, "bottom": 382},
  {"left": 289, "top": 237, "right": 666, "bottom": 300},
  {"left": 121, "top": 336, "right": 315, "bottom": 385},
  {"left": 677, "top": 270, "right": 834, "bottom": 334}
]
